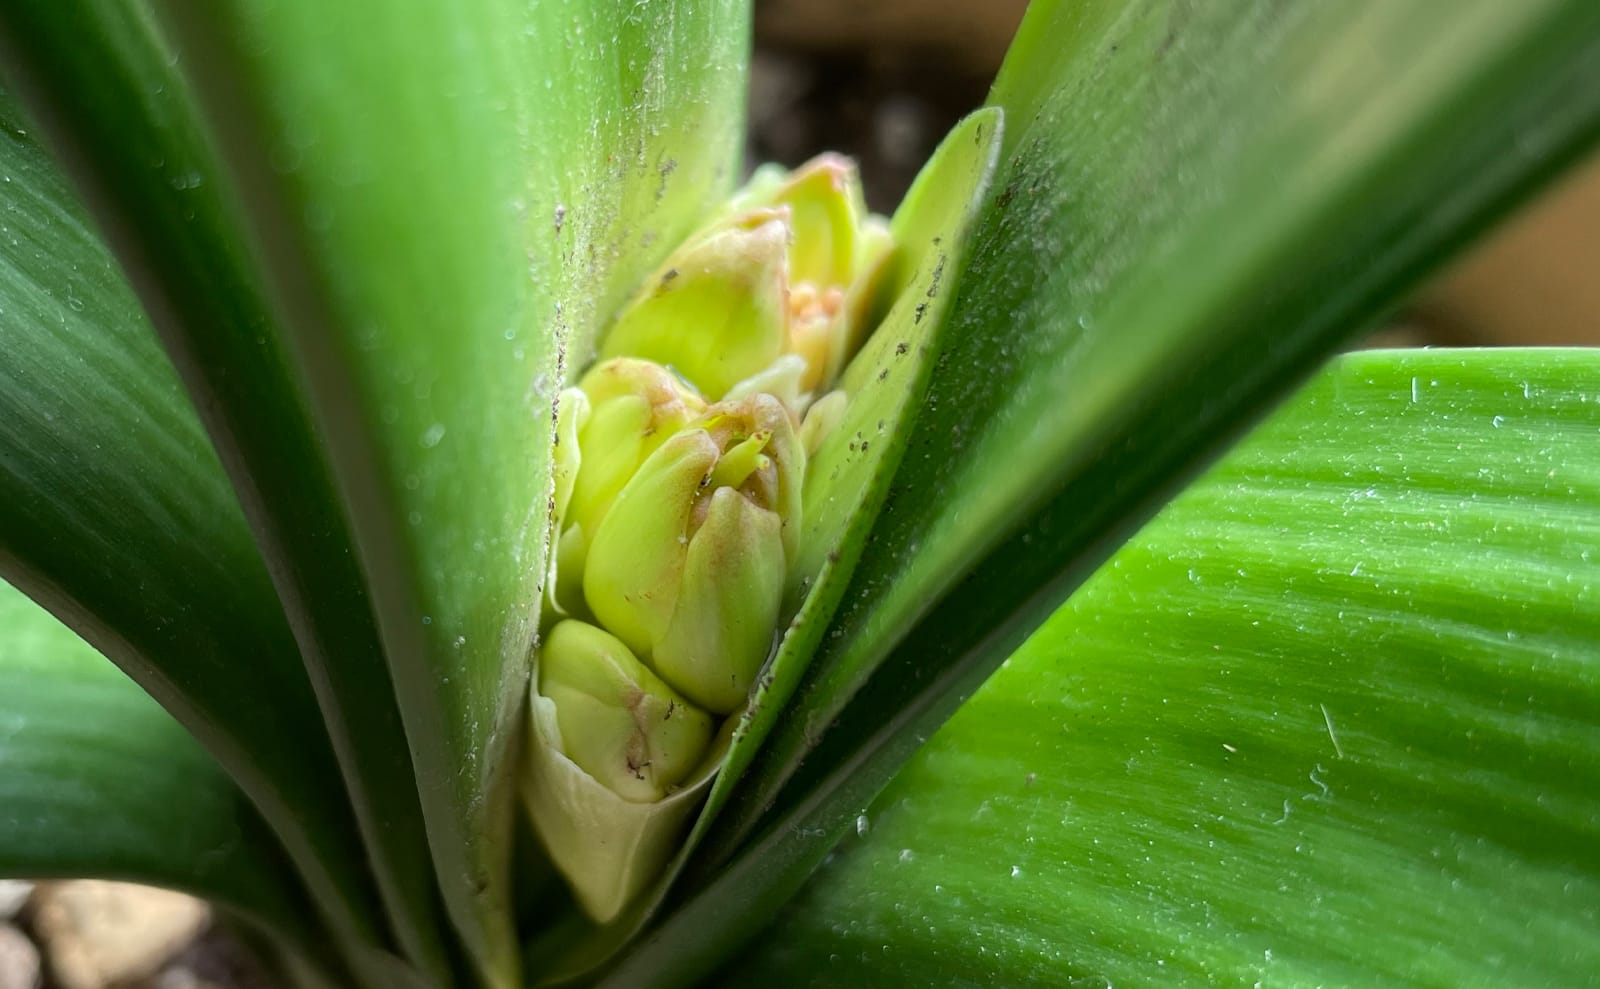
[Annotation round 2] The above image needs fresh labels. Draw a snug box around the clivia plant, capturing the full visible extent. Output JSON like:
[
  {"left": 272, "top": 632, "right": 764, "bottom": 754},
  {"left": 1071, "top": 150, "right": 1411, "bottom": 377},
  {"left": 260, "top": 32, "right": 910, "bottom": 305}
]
[{"left": 0, "top": 1, "right": 1596, "bottom": 987}]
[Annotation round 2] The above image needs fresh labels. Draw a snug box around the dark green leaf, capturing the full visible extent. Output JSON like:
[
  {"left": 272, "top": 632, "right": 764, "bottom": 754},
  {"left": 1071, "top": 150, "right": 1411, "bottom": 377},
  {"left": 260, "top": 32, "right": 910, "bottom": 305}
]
[
  {"left": 147, "top": 1, "right": 750, "bottom": 981},
  {"left": 613, "top": 1, "right": 1600, "bottom": 982},
  {"left": 727, "top": 348, "right": 1600, "bottom": 986},
  {"left": 0, "top": 580, "right": 348, "bottom": 988},
  {"left": 0, "top": 87, "right": 400, "bottom": 982},
  {"left": 0, "top": 4, "right": 449, "bottom": 977}
]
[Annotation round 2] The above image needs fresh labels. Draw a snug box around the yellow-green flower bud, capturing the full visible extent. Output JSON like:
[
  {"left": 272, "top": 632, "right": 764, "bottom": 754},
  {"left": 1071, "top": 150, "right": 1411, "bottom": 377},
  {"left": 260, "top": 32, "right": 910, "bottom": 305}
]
[
  {"left": 539, "top": 620, "right": 715, "bottom": 803},
  {"left": 570, "top": 358, "right": 706, "bottom": 542},
  {"left": 583, "top": 393, "right": 802, "bottom": 713},
  {"left": 598, "top": 210, "right": 789, "bottom": 401},
  {"left": 598, "top": 154, "right": 893, "bottom": 405},
  {"left": 734, "top": 154, "right": 895, "bottom": 395},
  {"left": 547, "top": 359, "right": 706, "bottom": 620}
]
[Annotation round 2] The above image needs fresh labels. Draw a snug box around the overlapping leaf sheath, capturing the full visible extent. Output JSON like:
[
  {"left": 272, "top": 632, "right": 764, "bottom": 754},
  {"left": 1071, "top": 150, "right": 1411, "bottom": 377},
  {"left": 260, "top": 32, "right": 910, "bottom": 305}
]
[{"left": 524, "top": 154, "right": 892, "bottom": 921}]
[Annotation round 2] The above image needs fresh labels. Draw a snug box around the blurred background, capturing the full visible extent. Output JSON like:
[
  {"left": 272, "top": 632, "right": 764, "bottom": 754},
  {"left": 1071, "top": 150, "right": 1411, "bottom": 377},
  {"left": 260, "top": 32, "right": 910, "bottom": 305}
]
[{"left": 750, "top": 0, "right": 1600, "bottom": 348}]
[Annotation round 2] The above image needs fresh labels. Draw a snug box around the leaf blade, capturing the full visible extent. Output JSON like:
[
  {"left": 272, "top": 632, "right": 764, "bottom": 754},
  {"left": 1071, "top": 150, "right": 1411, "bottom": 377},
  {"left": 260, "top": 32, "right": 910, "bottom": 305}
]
[
  {"left": 618, "top": 1, "right": 1600, "bottom": 981},
  {"left": 0, "top": 581, "right": 348, "bottom": 987},
  {"left": 0, "top": 4, "right": 451, "bottom": 976},
  {"left": 773, "top": 0, "right": 1600, "bottom": 816},
  {"left": 724, "top": 347, "right": 1600, "bottom": 986},
  {"left": 690, "top": 107, "right": 1005, "bottom": 872},
  {"left": 0, "top": 86, "right": 395, "bottom": 977},
  {"left": 147, "top": 1, "right": 751, "bottom": 980}
]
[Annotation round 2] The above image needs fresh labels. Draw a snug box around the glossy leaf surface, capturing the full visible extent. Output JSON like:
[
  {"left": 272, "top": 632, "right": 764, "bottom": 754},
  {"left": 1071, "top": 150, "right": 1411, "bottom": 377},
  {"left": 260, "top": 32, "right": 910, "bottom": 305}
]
[
  {"left": 615, "top": 1, "right": 1600, "bottom": 982},
  {"left": 0, "top": 88, "right": 389, "bottom": 971},
  {"left": 0, "top": 581, "right": 344, "bottom": 986},
  {"left": 692, "top": 106, "right": 1004, "bottom": 877},
  {"left": 0, "top": 4, "right": 447, "bottom": 975},
  {"left": 729, "top": 348, "right": 1600, "bottom": 986},
  {"left": 150, "top": 0, "right": 751, "bottom": 980}
]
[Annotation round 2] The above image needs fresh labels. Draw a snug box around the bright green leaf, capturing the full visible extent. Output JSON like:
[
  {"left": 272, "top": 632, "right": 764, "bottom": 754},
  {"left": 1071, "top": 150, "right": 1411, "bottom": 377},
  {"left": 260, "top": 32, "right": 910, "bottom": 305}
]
[
  {"left": 803, "top": 0, "right": 1600, "bottom": 776},
  {"left": 145, "top": 1, "right": 750, "bottom": 981},
  {"left": 615, "top": 2, "right": 1600, "bottom": 982},
  {"left": 695, "top": 107, "right": 1004, "bottom": 868},
  {"left": 728, "top": 347, "right": 1600, "bottom": 986}
]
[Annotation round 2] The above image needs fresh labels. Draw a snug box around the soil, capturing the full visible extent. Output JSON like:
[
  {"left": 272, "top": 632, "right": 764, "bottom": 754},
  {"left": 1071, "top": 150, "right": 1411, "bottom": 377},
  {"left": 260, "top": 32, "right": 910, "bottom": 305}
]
[{"left": 748, "top": 47, "right": 995, "bottom": 211}]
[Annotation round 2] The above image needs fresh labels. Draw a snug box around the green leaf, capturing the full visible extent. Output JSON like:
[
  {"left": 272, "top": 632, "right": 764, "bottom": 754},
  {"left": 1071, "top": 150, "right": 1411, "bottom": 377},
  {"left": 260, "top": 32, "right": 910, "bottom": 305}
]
[
  {"left": 146, "top": 1, "right": 749, "bottom": 981},
  {"left": 613, "top": 1, "right": 1600, "bottom": 981},
  {"left": 0, "top": 5, "right": 450, "bottom": 978},
  {"left": 692, "top": 107, "right": 1003, "bottom": 871},
  {"left": 0, "top": 581, "right": 347, "bottom": 988},
  {"left": 725, "top": 348, "right": 1600, "bottom": 986},
  {"left": 0, "top": 88, "right": 399, "bottom": 981}
]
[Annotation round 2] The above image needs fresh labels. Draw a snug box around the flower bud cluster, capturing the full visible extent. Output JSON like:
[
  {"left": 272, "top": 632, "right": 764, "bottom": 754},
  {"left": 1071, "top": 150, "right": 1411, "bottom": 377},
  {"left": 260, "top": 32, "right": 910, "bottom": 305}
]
[{"left": 537, "top": 155, "right": 891, "bottom": 806}]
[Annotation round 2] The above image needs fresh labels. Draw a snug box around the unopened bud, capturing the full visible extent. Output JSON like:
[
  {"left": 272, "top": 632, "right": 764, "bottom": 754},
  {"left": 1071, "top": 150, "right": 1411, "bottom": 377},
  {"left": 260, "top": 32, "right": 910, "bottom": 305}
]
[
  {"left": 583, "top": 394, "right": 802, "bottom": 712},
  {"left": 569, "top": 358, "right": 706, "bottom": 541},
  {"left": 599, "top": 212, "right": 789, "bottom": 401},
  {"left": 598, "top": 155, "right": 893, "bottom": 406},
  {"left": 539, "top": 620, "right": 714, "bottom": 803},
  {"left": 547, "top": 360, "right": 705, "bottom": 620},
  {"left": 734, "top": 154, "right": 895, "bottom": 394}
]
